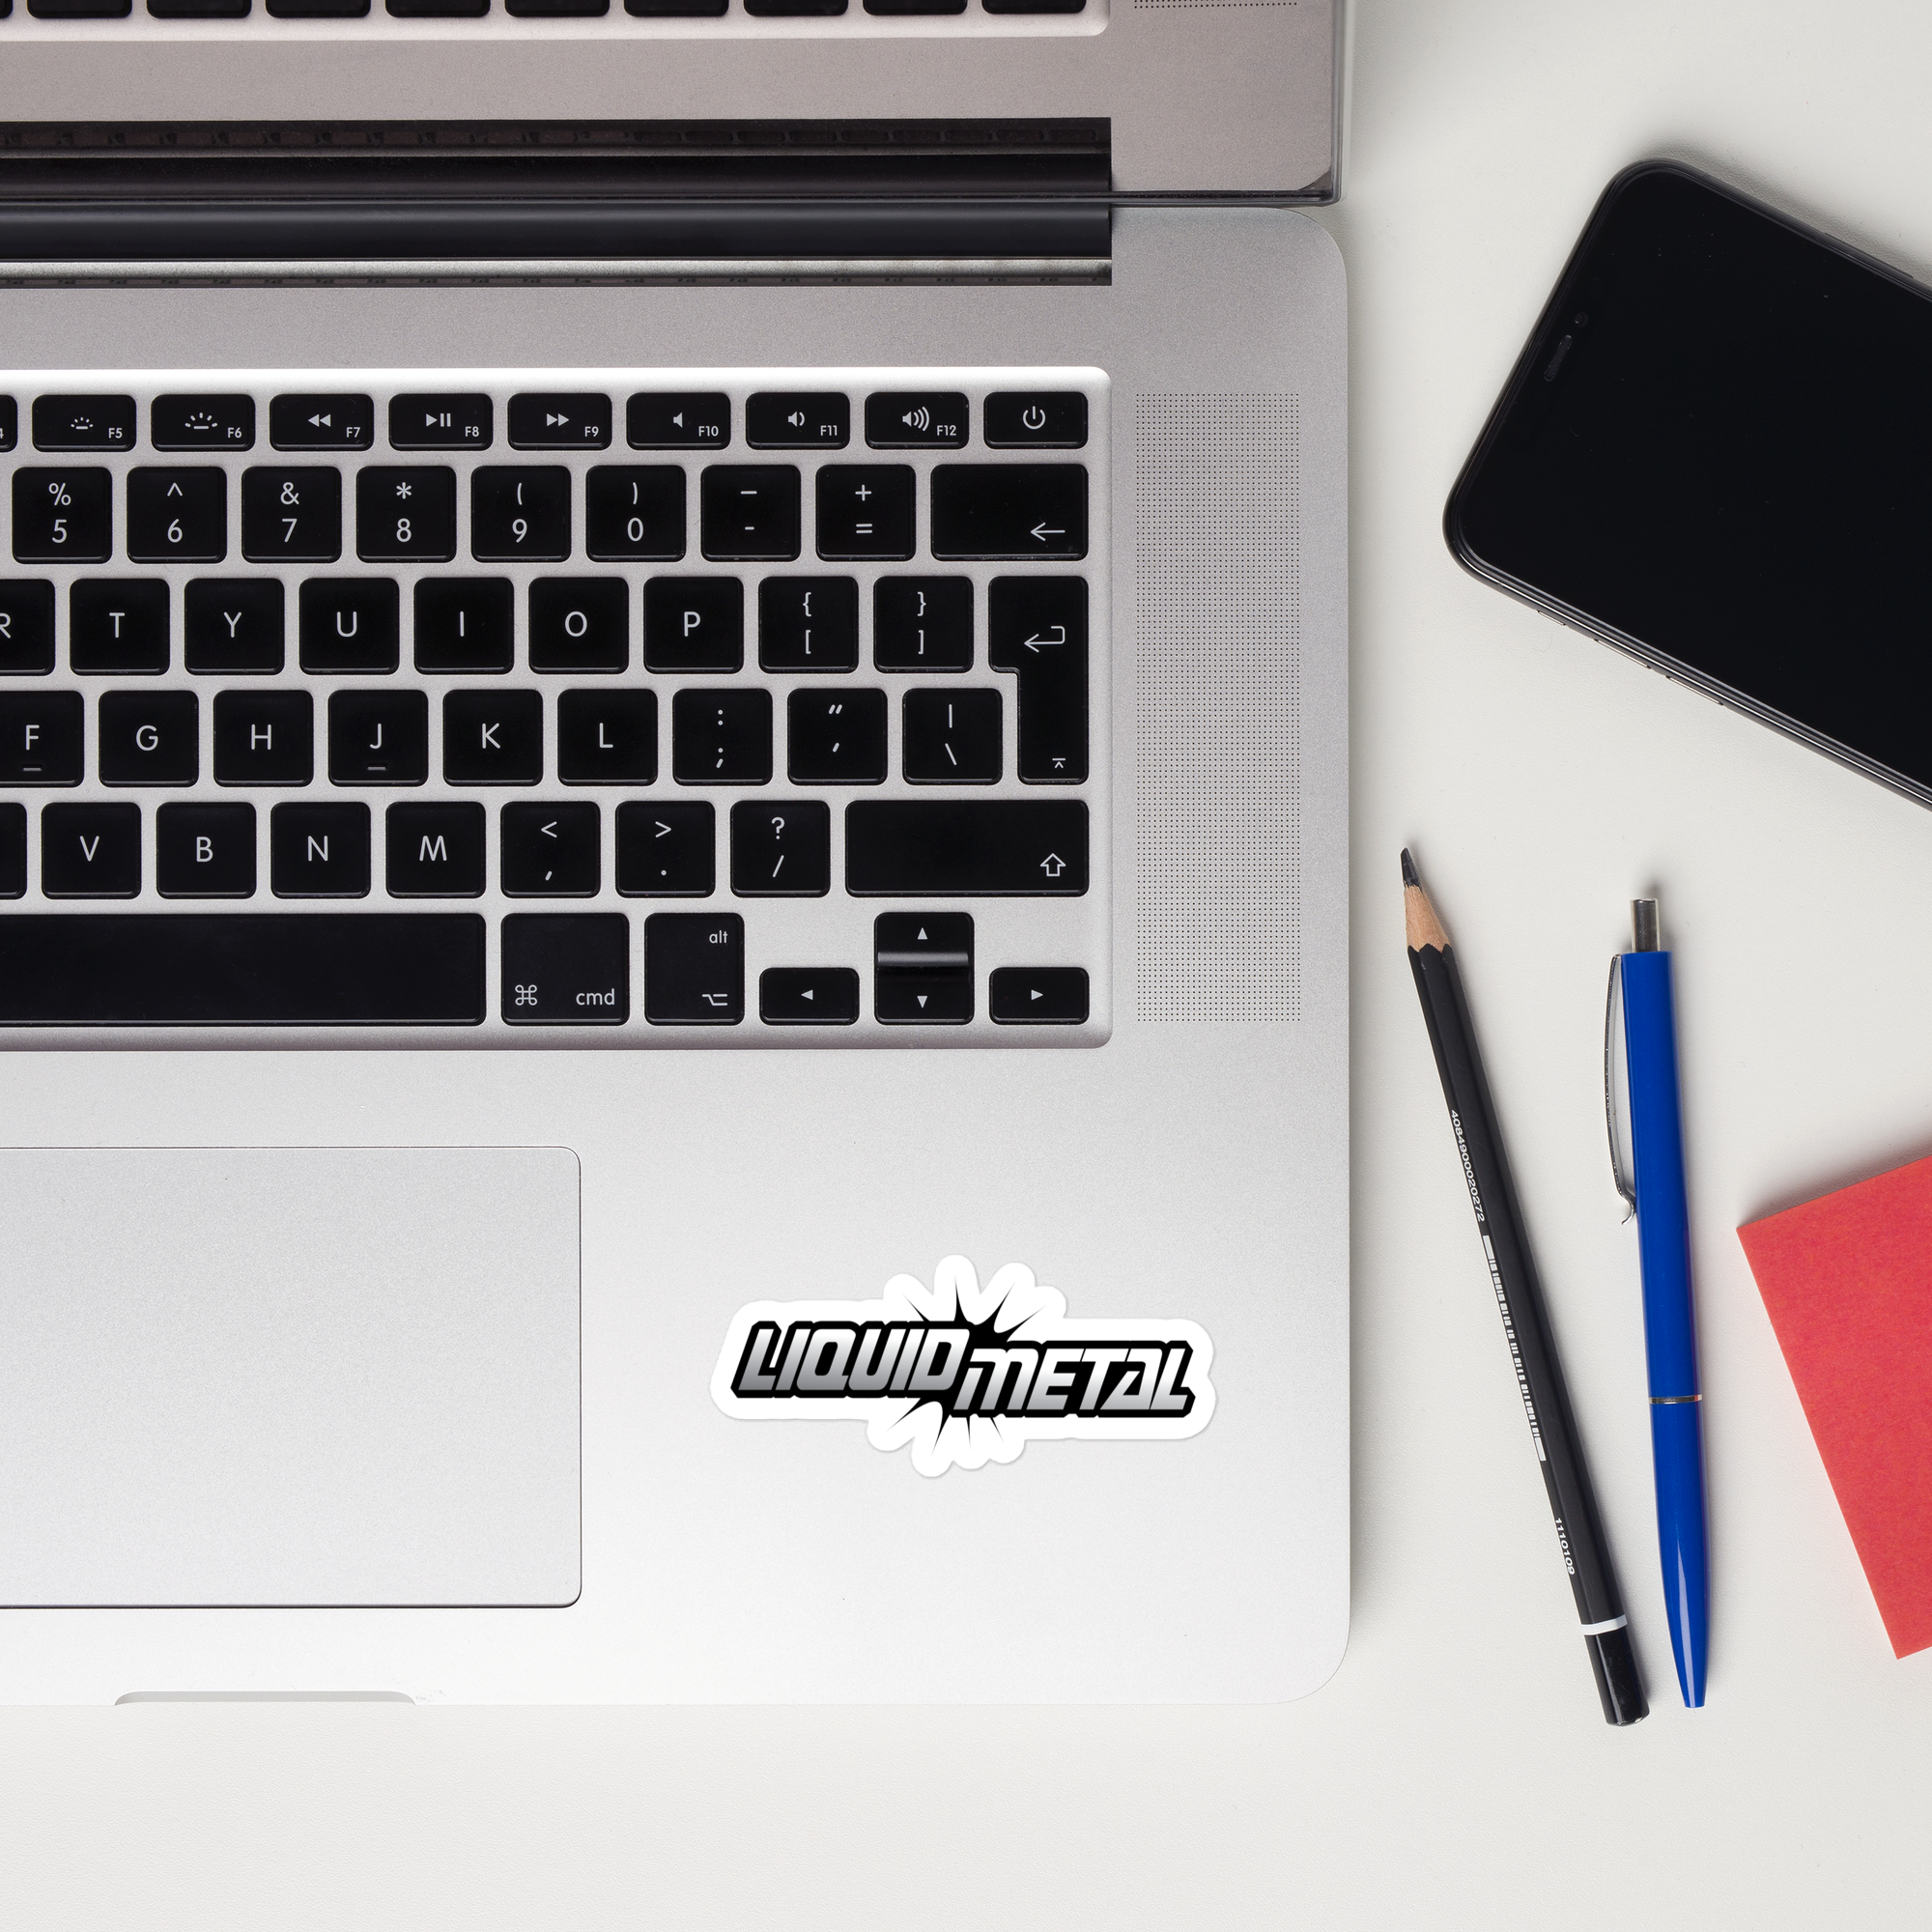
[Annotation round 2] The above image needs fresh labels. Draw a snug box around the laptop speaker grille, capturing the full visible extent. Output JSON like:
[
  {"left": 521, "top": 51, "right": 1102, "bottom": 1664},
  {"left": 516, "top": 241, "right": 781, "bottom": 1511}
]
[{"left": 1133, "top": 392, "right": 1301, "bottom": 1023}]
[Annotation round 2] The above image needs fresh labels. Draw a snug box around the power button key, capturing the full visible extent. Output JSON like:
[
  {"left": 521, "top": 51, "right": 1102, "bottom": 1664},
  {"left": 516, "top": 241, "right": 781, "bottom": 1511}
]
[{"left": 982, "top": 391, "right": 1088, "bottom": 450}]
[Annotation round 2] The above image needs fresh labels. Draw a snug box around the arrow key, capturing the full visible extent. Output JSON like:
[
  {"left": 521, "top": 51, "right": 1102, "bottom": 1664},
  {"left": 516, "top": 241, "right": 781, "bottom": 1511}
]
[
  {"left": 759, "top": 967, "right": 860, "bottom": 1026},
  {"left": 989, "top": 966, "right": 1089, "bottom": 1025},
  {"left": 500, "top": 801, "right": 600, "bottom": 896}
]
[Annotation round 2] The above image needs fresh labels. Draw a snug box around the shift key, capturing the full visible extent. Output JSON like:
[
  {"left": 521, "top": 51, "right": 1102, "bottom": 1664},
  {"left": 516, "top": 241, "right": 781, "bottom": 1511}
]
[
  {"left": 929, "top": 465, "right": 1087, "bottom": 560},
  {"left": 845, "top": 800, "right": 1088, "bottom": 895}
]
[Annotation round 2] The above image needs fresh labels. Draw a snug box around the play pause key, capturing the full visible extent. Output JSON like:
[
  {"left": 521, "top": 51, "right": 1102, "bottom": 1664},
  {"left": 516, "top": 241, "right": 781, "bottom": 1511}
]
[
  {"left": 759, "top": 967, "right": 860, "bottom": 1026},
  {"left": 988, "top": 967, "right": 1089, "bottom": 1024}
]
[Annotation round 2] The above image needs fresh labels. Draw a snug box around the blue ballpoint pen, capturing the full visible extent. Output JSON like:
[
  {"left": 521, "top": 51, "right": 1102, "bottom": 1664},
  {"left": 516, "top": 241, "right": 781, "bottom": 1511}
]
[{"left": 1614, "top": 897, "right": 1710, "bottom": 1707}]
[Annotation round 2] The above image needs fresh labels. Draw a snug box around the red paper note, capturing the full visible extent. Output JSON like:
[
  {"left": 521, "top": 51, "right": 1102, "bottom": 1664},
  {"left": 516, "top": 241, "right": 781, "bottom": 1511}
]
[{"left": 1739, "top": 1155, "right": 1932, "bottom": 1659}]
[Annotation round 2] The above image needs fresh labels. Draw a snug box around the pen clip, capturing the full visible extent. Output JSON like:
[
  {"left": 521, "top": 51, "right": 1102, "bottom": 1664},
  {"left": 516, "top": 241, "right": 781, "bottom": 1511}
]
[{"left": 1604, "top": 955, "right": 1636, "bottom": 1223}]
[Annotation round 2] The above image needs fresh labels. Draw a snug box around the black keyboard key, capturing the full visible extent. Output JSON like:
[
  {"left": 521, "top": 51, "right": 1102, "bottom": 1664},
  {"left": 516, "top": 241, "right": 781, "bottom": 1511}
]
[
  {"left": 0, "top": 692, "right": 84, "bottom": 784},
  {"left": 759, "top": 967, "right": 859, "bottom": 1025},
  {"left": 414, "top": 578, "right": 514, "bottom": 673},
  {"left": 242, "top": 466, "right": 341, "bottom": 564},
  {"left": 300, "top": 580, "right": 400, "bottom": 674},
  {"left": 0, "top": 399, "right": 15, "bottom": 452},
  {"left": 29, "top": 0, "right": 131, "bottom": 14},
  {"left": 99, "top": 691, "right": 199, "bottom": 785},
  {"left": 501, "top": 803, "right": 600, "bottom": 896},
  {"left": 585, "top": 466, "right": 685, "bottom": 561},
  {"left": 746, "top": 392, "right": 849, "bottom": 448},
  {"left": 626, "top": 0, "right": 724, "bottom": 13},
  {"left": 42, "top": 803, "right": 142, "bottom": 898},
  {"left": 930, "top": 465, "right": 1088, "bottom": 560},
  {"left": 846, "top": 799, "right": 1088, "bottom": 895},
  {"left": 672, "top": 688, "right": 771, "bottom": 784},
  {"left": 628, "top": 392, "right": 729, "bottom": 448},
  {"left": 982, "top": 390, "right": 1090, "bottom": 446},
  {"left": 127, "top": 468, "right": 228, "bottom": 564},
  {"left": 508, "top": 392, "right": 611, "bottom": 449},
  {"left": 386, "top": 802, "right": 486, "bottom": 897},
  {"left": 759, "top": 577, "right": 857, "bottom": 672},
  {"left": 13, "top": 469, "right": 112, "bottom": 564},
  {"left": 32, "top": 394, "right": 134, "bottom": 453},
  {"left": 472, "top": 466, "right": 571, "bottom": 562},
  {"left": 271, "top": 803, "right": 370, "bottom": 896},
  {"left": 270, "top": 393, "right": 374, "bottom": 451},
  {"left": 530, "top": 578, "right": 628, "bottom": 672},
  {"left": 700, "top": 466, "right": 800, "bottom": 562},
  {"left": 0, "top": 580, "right": 56, "bottom": 674},
  {"left": 988, "top": 965, "right": 1091, "bottom": 1023},
  {"left": 987, "top": 576, "right": 1088, "bottom": 782},
  {"left": 0, "top": 914, "right": 484, "bottom": 1026},
  {"left": 156, "top": 803, "right": 256, "bottom": 898},
  {"left": 501, "top": 913, "right": 628, "bottom": 1023},
  {"left": 873, "top": 910, "right": 973, "bottom": 1024},
  {"left": 874, "top": 577, "right": 971, "bottom": 670},
  {"left": 152, "top": 394, "right": 256, "bottom": 451},
  {"left": 328, "top": 690, "right": 428, "bottom": 785},
  {"left": 185, "top": 579, "right": 285, "bottom": 674},
  {"left": 214, "top": 690, "right": 313, "bottom": 785},
  {"left": 865, "top": 0, "right": 963, "bottom": 14},
  {"left": 744, "top": 0, "right": 843, "bottom": 11},
  {"left": 443, "top": 689, "right": 543, "bottom": 785},
  {"left": 266, "top": 0, "right": 368, "bottom": 13},
  {"left": 903, "top": 688, "right": 1001, "bottom": 784},
  {"left": 558, "top": 689, "right": 656, "bottom": 785},
  {"left": 644, "top": 911, "right": 743, "bottom": 1024},
  {"left": 616, "top": 800, "right": 713, "bottom": 896},
  {"left": 390, "top": 392, "right": 492, "bottom": 451},
  {"left": 71, "top": 581, "right": 169, "bottom": 674},
  {"left": 874, "top": 910, "right": 972, "bottom": 973},
  {"left": 0, "top": 803, "right": 25, "bottom": 899},
  {"left": 866, "top": 391, "right": 969, "bottom": 449},
  {"left": 816, "top": 466, "right": 915, "bottom": 561},
  {"left": 730, "top": 799, "right": 830, "bottom": 896},
  {"left": 644, "top": 577, "right": 742, "bottom": 672},
  {"left": 387, "top": 0, "right": 485, "bottom": 13},
  {"left": 788, "top": 687, "right": 887, "bottom": 785},
  {"left": 357, "top": 467, "right": 456, "bottom": 563}
]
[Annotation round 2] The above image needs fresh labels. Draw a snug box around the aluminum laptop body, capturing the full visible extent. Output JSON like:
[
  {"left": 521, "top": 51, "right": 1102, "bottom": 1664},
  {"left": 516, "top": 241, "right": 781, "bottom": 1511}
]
[{"left": 0, "top": 16, "right": 1349, "bottom": 1704}]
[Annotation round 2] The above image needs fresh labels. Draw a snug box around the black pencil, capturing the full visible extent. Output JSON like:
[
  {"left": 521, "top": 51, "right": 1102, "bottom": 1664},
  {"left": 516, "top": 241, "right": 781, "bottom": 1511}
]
[{"left": 1403, "top": 849, "right": 1647, "bottom": 1726}]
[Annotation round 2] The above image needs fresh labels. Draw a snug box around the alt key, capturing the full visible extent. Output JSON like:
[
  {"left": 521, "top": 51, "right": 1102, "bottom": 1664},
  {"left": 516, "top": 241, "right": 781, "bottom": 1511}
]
[
  {"left": 759, "top": 966, "right": 860, "bottom": 1026},
  {"left": 988, "top": 966, "right": 1089, "bottom": 1024}
]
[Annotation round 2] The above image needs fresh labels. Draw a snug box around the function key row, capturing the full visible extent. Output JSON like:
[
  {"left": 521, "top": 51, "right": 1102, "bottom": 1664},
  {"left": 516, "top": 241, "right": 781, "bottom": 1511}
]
[
  {"left": 8, "top": 463, "right": 1089, "bottom": 564},
  {"left": 0, "top": 663, "right": 1083, "bottom": 786},
  {"left": 0, "top": 798, "right": 1089, "bottom": 899},
  {"left": 0, "top": 575, "right": 1087, "bottom": 706},
  {"left": 9, "top": 1, "right": 1085, "bottom": 16},
  {"left": 0, "top": 390, "right": 1086, "bottom": 455}
]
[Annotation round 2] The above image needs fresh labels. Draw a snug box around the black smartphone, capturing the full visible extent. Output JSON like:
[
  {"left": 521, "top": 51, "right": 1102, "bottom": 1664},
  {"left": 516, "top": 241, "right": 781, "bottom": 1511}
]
[{"left": 1446, "top": 161, "right": 1932, "bottom": 804}]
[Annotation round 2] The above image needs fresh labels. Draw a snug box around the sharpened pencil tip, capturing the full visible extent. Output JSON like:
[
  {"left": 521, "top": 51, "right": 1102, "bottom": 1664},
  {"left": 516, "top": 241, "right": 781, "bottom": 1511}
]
[{"left": 1400, "top": 848, "right": 1418, "bottom": 888}]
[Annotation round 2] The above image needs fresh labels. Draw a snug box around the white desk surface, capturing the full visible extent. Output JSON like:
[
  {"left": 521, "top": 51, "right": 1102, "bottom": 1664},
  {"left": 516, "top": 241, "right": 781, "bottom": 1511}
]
[{"left": 11, "top": 4, "right": 1932, "bottom": 1925}]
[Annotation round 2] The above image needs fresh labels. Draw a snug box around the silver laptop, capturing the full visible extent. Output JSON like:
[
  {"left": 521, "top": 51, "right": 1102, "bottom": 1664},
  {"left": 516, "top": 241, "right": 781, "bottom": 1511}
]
[{"left": 0, "top": 14, "right": 1349, "bottom": 1703}]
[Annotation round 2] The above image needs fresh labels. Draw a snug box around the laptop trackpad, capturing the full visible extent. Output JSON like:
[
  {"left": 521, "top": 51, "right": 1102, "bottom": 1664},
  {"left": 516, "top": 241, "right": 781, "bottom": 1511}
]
[{"left": 0, "top": 1148, "right": 580, "bottom": 1607}]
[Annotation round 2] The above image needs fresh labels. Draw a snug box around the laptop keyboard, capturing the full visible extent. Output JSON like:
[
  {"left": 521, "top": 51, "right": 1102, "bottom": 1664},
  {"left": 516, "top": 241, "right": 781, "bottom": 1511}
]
[
  {"left": 3, "top": 0, "right": 1091, "bottom": 23},
  {"left": 0, "top": 368, "right": 1108, "bottom": 1040}
]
